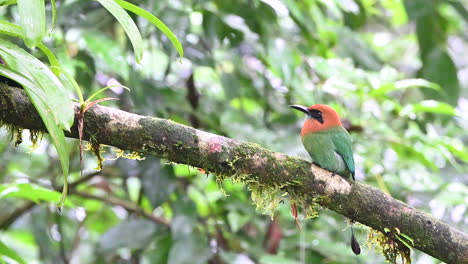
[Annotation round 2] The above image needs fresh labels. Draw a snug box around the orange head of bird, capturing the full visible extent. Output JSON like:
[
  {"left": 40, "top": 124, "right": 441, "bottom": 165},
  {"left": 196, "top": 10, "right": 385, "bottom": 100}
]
[{"left": 289, "top": 104, "right": 343, "bottom": 136}]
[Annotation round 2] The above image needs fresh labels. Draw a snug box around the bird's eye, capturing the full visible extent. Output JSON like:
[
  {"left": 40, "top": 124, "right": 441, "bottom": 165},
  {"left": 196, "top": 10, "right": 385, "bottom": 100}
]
[
  {"left": 309, "top": 109, "right": 324, "bottom": 124},
  {"left": 310, "top": 109, "right": 321, "bottom": 116}
]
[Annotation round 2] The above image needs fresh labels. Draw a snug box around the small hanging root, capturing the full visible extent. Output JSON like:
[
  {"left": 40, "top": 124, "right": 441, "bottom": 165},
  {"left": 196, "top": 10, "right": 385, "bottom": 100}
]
[{"left": 291, "top": 203, "right": 301, "bottom": 229}]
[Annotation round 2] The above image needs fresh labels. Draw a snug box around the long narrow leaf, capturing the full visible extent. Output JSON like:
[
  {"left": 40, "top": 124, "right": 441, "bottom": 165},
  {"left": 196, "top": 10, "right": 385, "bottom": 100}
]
[
  {"left": 95, "top": 0, "right": 144, "bottom": 62},
  {"left": 0, "top": 0, "right": 17, "bottom": 6},
  {"left": 17, "top": 0, "right": 46, "bottom": 48},
  {"left": 51, "top": 66, "right": 84, "bottom": 104},
  {"left": 85, "top": 84, "right": 129, "bottom": 104},
  {"left": 0, "top": 183, "right": 74, "bottom": 206},
  {"left": 115, "top": 0, "right": 184, "bottom": 57},
  {"left": 0, "top": 21, "right": 60, "bottom": 72},
  {"left": 0, "top": 241, "right": 26, "bottom": 264},
  {"left": 371, "top": 78, "right": 440, "bottom": 96},
  {"left": 0, "top": 65, "right": 70, "bottom": 208},
  {"left": 0, "top": 39, "right": 73, "bottom": 129},
  {"left": 37, "top": 43, "right": 61, "bottom": 74},
  {"left": 0, "top": 20, "right": 23, "bottom": 37},
  {"left": 50, "top": 0, "right": 57, "bottom": 32},
  {"left": 0, "top": 40, "right": 74, "bottom": 208},
  {"left": 401, "top": 100, "right": 457, "bottom": 116}
]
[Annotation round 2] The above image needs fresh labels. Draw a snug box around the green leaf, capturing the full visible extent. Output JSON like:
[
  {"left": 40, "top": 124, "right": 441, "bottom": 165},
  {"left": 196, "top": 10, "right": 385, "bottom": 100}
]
[
  {"left": 114, "top": 0, "right": 184, "bottom": 58},
  {"left": 220, "top": 72, "right": 240, "bottom": 100},
  {"left": 0, "top": 183, "right": 73, "bottom": 206},
  {"left": 83, "top": 32, "right": 129, "bottom": 80},
  {"left": 283, "top": 0, "right": 316, "bottom": 42},
  {"left": 397, "top": 233, "right": 414, "bottom": 245},
  {"left": 0, "top": 0, "right": 17, "bottom": 5},
  {"left": 202, "top": 10, "right": 244, "bottom": 48},
  {"left": 396, "top": 236, "right": 413, "bottom": 249},
  {"left": 50, "top": 0, "right": 57, "bottom": 32},
  {"left": 401, "top": 100, "right": 457, "bottom": 116},
  {"left": 371, "top": 78, "right": 440, "bottom": 96},
  {"left": 227, "top": 211, "right": 249, "bottom": 232},
  {"left": 0, "top": 20, "right": 23, "bottom": 38},
  {"left": 441, "top": 142, "right": 468, "bottom": 163},
  {"left": 0, "top": 39, "right": 73, "bottom": 129},
  {"left": 0, "top": 241, "right": 26, "bottom": 264},
  {"left": 85, "top": 84, "right": 130, "bottom": 104},
  {"left": 342, "top": 0, "right": 367, "bottom": 29},
  {"left": 449, "top": 0, "right": 468, "bottom": 24},
  {"left": 95, "top": 0, "right": 144, "bottom": 62},
  {"left": 168, "top": 235, "right": 211, "bottom": 264},
  {"left": 395, "top": 233, "right": 414, "bottom": 248},
  {"left": 140, "top": 157, "right": 176, "bottom": 208},
  {"left": 403, "top": 0, "right": 434, "bottom": 20},
  {"left": 0, "top": 21, "right": 60, "bottom": 71},
  {"left": 0, "top": 64, "right": 70, "bottom": 207},
  {"left": 148, "top": 234, "right": 172, "bottom": 263},
  {"left": 98, "top": 219, "right": 158, "bottom": 253},
  {"left": 394, "top": 79, "right": 440, "bottom": 90},
  {"left": 259, "top": 255, "right": 300, "bottom": 264},
  {"left": 421, "top": 48, "right": 460, "bottom": 106},
  {"left": 382, "top": 0, "right": 408, "bottom": 26},
  {"left": 17, "top": 0, "right": 46, "bottom": 48},
  {"left": 0, "top": 44, "right": 72, "bottom": 205},
  {"left": 336, "top": 28, "right": 382, "bottom": 71},
  {"left": 51, "top": 66, "right": 84, "bottom": 104},
  {"left": 391, "top": 142, "right": 438, "bottom": 171},
  {"left": 171, "top": 215, "right": 195, "bottom": 240}
]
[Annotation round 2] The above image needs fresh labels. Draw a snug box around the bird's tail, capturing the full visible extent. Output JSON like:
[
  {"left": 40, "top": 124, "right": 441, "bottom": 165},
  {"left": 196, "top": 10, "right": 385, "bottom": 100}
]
[{"left": 350, "top": 224, "right": 361, "bottom": 255}]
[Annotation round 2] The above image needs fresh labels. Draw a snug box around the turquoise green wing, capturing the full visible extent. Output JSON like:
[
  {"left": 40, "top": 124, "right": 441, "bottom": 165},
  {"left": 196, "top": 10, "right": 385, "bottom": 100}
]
[{"left": 331, "top": 130, "right": 355, "bottom": 180}]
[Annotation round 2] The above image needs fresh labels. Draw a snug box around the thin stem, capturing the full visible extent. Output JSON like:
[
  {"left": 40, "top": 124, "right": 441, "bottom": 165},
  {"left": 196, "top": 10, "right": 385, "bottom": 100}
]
[{"left": 72, "top": 191, "right": 170, "bottom": 226}]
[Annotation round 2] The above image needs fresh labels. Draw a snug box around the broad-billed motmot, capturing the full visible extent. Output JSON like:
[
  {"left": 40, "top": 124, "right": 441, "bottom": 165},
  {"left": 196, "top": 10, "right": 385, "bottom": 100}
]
[{"left": 290, "top": 104, "right": 361, "bottom": 255}]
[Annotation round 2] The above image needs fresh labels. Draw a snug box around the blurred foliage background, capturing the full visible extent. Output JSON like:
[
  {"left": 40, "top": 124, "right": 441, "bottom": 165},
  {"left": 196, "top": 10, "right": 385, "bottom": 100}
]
[{"left": 1, "top": 0, "right": 468, "bottom": 263}]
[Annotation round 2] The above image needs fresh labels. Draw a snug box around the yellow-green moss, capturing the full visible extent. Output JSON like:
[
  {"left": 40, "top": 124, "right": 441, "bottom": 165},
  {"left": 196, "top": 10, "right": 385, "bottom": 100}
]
[
  {"left": 214, "top": 149, "right": 321, "bottom": 220},
  {"left": 85, "top": 142, "right": 104, "bottom": 170},
  {"left": 113, "top": 148, "right": 145, "bottom": 161},
  {"left": 29, "top": 130, "right": 43, "bottom": 150},
  {"left": 85, "top": 143, "right": 146, "bottom": 170},
  {"left": 366, "top": 227, "right": 412, "bottom": 264},
  {"left": 1, "top": 122, "right": 44, "bottom": 149}
]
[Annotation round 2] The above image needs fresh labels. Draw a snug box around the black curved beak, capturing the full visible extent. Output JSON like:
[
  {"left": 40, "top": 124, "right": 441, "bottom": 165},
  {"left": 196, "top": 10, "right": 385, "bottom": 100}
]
[{"left": 289, "top": 105, "right": 310, "bottom": 115}]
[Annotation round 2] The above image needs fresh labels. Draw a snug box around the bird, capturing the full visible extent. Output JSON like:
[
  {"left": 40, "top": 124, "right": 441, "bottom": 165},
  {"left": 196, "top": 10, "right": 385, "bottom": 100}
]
[
  {"left": 289, "top": 104, "right": 360, "bottom": 255},
  {"left": 289, "top": 104, "right": 355, "bottom": 180}
]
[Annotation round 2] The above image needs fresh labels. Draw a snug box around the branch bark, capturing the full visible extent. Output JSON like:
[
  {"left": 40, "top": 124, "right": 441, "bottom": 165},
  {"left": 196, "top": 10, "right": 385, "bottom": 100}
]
[{"left": 1, "top": 84, "right": 467, "bottom": 264}]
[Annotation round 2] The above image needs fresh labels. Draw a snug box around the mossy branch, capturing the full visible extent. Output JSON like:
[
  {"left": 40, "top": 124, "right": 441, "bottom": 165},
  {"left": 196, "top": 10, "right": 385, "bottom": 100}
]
[{"left": 1, "top": 84, "right": 467, "bottom": 264}]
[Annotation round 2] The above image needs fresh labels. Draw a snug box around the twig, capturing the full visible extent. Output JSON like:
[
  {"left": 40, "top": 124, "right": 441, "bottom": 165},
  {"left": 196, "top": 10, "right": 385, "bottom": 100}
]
[
  {"left": 72, "top": 191, "right": 170, "bottom": 226},
  {"left": 69, "top": 171, "right": 101, "bottom": 189},
  {"left": 0, "top": 201, "right": 35, "bottom": 230},
  {"left": 0, "top": 171, "right": 101, "bottom": 230},
  {"left": 54, "top": 213, "right": 69, "bottom": 264}
]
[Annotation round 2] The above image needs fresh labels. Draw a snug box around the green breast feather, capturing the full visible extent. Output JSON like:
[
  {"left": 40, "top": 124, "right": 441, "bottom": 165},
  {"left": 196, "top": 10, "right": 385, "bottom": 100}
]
[{"left": 302, "top": 127, "right": 355, "bottom": 180}]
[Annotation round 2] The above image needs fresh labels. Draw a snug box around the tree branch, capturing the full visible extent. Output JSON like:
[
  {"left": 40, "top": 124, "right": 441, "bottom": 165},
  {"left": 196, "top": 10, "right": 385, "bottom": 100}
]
[
  {"left": 0, "top": 201, "right": 35, "bottom": 230},
  {"left": 1, "top": 84, "right": 467, "bottom": 263}
]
